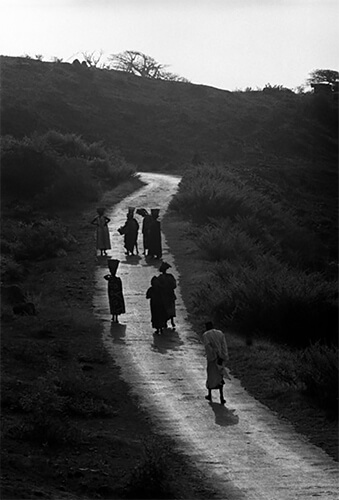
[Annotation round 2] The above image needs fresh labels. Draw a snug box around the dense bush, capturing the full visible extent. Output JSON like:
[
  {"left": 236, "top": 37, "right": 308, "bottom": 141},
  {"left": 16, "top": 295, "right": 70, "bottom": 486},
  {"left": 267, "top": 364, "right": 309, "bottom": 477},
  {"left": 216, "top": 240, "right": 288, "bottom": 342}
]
[
  {"left": 41, "top": 130, "right": 107, "bottom": 159},
  {"left": 191, "top": 259, "right": 337, "bottom": 346},
  {"left": 1, "top": 136, "right": 60, "bottom": 198},
  {"left": 298, "top": 343, "right": 338, "bottom": 413},
  {"left": 38, "top": 157, "right": 100, "bottom": 208},
  {"left": 1, "top": 132, "right": 136, "bottom": 209},
  {"left": 10, "top": 219, "right": 77, "bottom": 260},
  {"left": 172, "top": 164, "right": 338, "bottom": 347}
]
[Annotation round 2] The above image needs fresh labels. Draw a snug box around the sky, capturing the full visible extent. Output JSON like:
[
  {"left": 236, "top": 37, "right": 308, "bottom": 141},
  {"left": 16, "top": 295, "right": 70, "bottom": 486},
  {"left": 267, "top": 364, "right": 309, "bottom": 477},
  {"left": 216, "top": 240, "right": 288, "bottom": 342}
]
[{"left": 1, "top": 0, "right": 338, "bottom": 91}]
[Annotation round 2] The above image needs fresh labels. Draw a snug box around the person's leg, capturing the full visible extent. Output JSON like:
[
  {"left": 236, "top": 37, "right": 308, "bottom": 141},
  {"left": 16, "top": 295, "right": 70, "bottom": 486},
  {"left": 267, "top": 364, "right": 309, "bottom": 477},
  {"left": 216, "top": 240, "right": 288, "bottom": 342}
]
[
  {"left": 205, "top": 389, "right": 212, "bottom": 401},
  {"left": 171, "top": 317, "right": 176, "bottom": 328},
  {"left": 219, "top": 387, "right": 226, "bottom": 405}
]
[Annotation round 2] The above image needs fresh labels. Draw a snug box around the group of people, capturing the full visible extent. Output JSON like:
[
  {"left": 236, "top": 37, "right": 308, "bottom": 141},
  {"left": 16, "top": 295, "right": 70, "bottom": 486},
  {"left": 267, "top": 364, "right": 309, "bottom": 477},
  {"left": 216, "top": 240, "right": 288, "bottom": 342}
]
[
  {"left": 91, "top": 205, "right": 174, "bottom": 331},
  {"left": 103, "top": 257, "right": 177, "bottom": 334},
  {"left": 91, "top": 206, "right": 162, "bottom": 259},
  {"left": 92, "top": 206, "right": 230, "bottom": 405}
]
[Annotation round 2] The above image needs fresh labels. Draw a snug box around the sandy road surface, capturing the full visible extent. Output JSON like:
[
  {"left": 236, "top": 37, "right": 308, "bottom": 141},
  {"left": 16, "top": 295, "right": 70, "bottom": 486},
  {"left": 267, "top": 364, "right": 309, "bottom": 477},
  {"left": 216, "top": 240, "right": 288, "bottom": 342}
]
[{"left": 93, "top": 172, "right": 338, "bottom": 499}]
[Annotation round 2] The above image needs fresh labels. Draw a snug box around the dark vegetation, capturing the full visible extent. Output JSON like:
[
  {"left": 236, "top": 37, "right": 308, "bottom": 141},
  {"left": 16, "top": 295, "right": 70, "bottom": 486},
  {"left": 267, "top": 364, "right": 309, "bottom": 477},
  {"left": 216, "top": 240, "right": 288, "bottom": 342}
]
[{"left": 1, "top": 54, "right": 338, "bottom": 496}]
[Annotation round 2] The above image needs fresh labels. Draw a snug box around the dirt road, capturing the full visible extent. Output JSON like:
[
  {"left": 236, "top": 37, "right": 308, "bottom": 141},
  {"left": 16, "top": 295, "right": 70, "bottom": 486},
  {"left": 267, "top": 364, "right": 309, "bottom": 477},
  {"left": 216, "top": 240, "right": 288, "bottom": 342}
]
[{"left": 93, "top": 172, "right": 338, "bottom": 499}]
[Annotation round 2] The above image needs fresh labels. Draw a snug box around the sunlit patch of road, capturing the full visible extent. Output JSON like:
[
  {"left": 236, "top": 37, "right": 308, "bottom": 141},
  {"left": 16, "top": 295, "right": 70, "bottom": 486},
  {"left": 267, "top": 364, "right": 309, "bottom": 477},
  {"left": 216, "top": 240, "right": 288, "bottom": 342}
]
[{"left": 93, "top": 172, "right": 338, "bottom": 499}]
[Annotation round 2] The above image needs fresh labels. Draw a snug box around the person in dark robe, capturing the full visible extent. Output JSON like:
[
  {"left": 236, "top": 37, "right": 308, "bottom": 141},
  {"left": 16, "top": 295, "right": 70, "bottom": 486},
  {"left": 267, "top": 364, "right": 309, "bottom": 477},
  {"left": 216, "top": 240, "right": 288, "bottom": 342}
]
[
  {"left": 146, "top": 276, "right": 167, "bottom": 334},
  {"left": 118, "top": 210, "right": 139, "bottom": 256},
  {"left": 104, "top": 259, "right": 125, "bottom": 322},
  {"left": 147, "top": 209, "right": 162, "bottom": 259},
  {"left": 91, "top": 207, "right": 111, "bottom": 256},
  {"left": 157, "top": 261, "right": 177, "bottom": 329},
  {"left": 136, "top": 208, "right": 153, "bottom": 255}
]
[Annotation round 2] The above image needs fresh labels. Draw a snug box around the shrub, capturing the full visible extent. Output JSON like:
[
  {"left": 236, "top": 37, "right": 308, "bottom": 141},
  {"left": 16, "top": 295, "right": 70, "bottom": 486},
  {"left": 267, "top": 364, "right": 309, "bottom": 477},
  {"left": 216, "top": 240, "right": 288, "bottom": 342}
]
[
  {"left": 170, "top": 165, "right": 254, "bottom": 221},
  {"left": 41, "top": 130, "right": 106, "bottom": 159},
  {"left": 197, "top": 219, "right": 264, "bottom": 264},
  {"left": 13, "top": 218, "right": 77, "bottom": 260},
  {"left": 194, "top": 259, "right": 338, "bottom": 346},
  {"left": 124, "top": 437, "right": 174, "bottom": 499},
  {"left": 298, "top": 343, "right": 338, "bottom": 413},
  {"left": 38, "top": 157, "right": 100, "bottom": 208},
  {"left": 1, "top": 140, "right": 60, "bottom": 199}
]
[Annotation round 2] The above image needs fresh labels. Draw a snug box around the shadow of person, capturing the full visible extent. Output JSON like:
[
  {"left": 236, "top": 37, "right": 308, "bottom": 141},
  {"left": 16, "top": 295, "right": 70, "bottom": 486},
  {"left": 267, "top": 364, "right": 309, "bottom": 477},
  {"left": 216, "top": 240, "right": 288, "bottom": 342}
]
[
  {"left": 110, "top": 322, "right": 127, "bottom": 344},
  {"left": 209, "top": 402, "right": 239, "bottom": 427},
  {"left": 97, "top": 255, "right": 110, "bottom": 267},
  {"left": 151, "top": 327, "right": 184, "bottom": 354},
  {"left": 121, "top": 255, "right": 142, "bottom": 265},
  {"left": 145, "top": 255, "right": 162, "bottom": 269}
]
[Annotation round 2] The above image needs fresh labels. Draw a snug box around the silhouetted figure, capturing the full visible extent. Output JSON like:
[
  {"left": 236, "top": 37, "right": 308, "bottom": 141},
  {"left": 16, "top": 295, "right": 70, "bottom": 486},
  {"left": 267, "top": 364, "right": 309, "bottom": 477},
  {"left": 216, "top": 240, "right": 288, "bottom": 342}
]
[
  {"left": 202, "top": 321, "right": 229, "bottom": 405},
  {"left": 104, "top": 259, "right": 125, "bottom": 322},
  {"left": 157, "top": 262, "right": 177, "bottom": 329},
  {"left": 136, "top": 208, "right": 153, "bottom": 255},
  {"left": 146, "top": 276, "right": 167, "bottom": 334},
  {"left": 147, "top": 209, "right": 162, "bottom": 259},
  {"left": 118, "top": 209, "right": 139, "bottom": 256},
  {"left": 91, "top": 207, "right": 111, "bottom": 257}
]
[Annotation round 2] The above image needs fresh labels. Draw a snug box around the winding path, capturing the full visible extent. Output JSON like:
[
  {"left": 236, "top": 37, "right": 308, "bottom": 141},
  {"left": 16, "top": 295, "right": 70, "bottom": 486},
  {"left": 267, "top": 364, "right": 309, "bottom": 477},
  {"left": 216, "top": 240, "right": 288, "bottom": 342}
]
[{"left": 93, "top": 172, "right": 338, "bottom": 499}]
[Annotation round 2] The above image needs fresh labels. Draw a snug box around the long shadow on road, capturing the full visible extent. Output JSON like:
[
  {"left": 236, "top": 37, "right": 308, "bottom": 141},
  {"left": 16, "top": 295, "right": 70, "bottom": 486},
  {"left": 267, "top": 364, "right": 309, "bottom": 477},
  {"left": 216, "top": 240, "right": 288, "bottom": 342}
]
[
  {"left": 151, "top": 328, "right": 185, "bottom": 354},
  {"left": 209, "top": 402, "right": 239, "bottom": 427}
]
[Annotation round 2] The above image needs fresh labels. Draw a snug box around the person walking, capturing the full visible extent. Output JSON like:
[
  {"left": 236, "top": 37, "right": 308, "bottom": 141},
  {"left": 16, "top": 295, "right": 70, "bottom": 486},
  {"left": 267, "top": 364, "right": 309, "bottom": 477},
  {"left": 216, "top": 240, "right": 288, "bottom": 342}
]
[
  {"left": 147, "top": 209, "right": 162, "bottom": 259},
  {"left": 104, "top": 259, "right": 125, "bottom": 322},
  {"left": 157, "top": 261, "right": 177, "bottom": 329},
  {"left": 202, "top": 321, "right": 229, "bottom": 405},
  {"left": 118, "top": 209, "right": 139, "bottom": 256},
  {"left": 91, "top": 207, "right": 111, "bottom": 256},
  {"left": 146, "top": 276, "right": 167, "bottom": 334},
  {"left": 136, "top": 208, "right": 153, "bottom": 255}
]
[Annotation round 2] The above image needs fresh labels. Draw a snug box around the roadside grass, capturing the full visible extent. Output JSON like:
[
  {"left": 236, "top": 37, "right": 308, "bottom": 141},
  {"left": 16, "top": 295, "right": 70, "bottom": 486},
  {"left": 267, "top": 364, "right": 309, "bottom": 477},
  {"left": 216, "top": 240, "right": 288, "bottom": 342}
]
[
  {"left": 162, "top": 209, "right": 338, "bottom": 461},
  {"left": 123, "top": 437, "right": 175, "bottom": 499},
  {"left": 169, "top": 163, "right": 337, "bottom": 346}
]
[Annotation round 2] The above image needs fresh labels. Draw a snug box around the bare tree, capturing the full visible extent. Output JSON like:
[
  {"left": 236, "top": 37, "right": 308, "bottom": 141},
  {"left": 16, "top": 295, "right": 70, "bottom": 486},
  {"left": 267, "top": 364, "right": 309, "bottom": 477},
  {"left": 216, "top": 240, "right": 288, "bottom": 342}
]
[
  {"left": 82, "top": 50, "right": 104, "bottom": 68},
  {"left": 108, "top": 50, "right": 189, "bottom": 82}
]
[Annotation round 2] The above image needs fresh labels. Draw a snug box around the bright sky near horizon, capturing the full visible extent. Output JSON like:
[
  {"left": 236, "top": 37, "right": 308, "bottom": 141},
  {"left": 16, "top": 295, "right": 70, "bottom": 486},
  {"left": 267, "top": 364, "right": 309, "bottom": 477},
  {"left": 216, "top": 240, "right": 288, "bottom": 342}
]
[{"left": 1, "top": 0, "right": 338, "bottom": 91}]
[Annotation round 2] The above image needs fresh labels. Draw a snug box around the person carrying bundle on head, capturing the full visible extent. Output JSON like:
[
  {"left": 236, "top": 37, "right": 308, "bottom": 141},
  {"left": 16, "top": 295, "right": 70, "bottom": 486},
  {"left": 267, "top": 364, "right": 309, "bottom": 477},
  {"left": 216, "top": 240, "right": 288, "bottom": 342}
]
[{"left": 104, "top": 259, "right": 125, "bottom": 322}]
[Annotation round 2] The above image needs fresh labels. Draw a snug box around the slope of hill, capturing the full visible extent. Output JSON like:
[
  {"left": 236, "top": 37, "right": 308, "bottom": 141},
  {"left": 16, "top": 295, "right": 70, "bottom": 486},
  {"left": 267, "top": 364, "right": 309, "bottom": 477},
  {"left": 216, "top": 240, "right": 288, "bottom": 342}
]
[{"left": 1, "top": 56, "right": 338, "bottom": 169}]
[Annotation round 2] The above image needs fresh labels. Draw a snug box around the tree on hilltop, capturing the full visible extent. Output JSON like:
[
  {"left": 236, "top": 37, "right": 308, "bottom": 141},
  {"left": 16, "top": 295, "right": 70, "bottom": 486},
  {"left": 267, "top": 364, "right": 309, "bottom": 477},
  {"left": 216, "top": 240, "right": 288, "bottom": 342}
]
[
  {"left": 81, "top": 50, "right": 104, "bottom": 68},
  {"left": 307, "top": 69, "right": 338, "bottom": 86},
  {"left": 108, "top": 50, "right": 189, "bottom": 82}
]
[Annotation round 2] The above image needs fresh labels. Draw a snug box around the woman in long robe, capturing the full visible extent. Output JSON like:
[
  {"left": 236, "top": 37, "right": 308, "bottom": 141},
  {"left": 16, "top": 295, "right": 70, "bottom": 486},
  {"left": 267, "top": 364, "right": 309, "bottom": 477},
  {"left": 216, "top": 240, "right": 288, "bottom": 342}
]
[
  {"left": 157, "top": 262, "right": 177, "bottom": 328},
  {"left": 104, "top": 259, "right": 125, "bottom": 322},
  {"left": 146, "top": 276, "right": 167, "bottom": 334},
  {"left": 91, "top": 208, "right": 111, "bottom": 256},
  {"left": 136, "top": 208, "right": 153, "bottom": 255},
  {"left": 118, "top": 213, "right": 139, "bottom": 256}
]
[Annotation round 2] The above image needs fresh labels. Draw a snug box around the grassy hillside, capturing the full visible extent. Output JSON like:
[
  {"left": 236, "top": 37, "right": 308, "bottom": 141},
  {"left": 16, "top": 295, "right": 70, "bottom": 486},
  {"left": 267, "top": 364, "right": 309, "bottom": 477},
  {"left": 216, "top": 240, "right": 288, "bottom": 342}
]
[{"left": 1, "top": 56, "right": 337, "bottom": 169}]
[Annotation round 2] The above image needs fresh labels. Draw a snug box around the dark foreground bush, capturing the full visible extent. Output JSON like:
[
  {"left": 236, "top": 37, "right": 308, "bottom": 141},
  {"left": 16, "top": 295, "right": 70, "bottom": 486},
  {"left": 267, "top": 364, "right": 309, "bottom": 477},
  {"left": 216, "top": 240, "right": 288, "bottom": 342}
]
[
  {"left": 124, "top": 437, "right": 175, "bottom": 499},
  {"left": 1, "top": 137, "right": 60, "bottom": 199},
  {"left": 192, "top": 259, "right": 338, "bottom": 347},
  {"left": 298, "top": 343, "right": 338, "bottom": 414},
  {"left": 12, "top": 218, "right": 77, "bottom": 260},
  {"left": 1, "top": 132, "right": 136, "bottom": 210}
]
